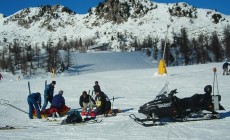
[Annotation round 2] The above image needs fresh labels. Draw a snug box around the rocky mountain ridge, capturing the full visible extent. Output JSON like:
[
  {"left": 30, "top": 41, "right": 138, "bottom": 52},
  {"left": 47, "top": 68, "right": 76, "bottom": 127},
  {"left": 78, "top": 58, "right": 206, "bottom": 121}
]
[{"left": 0, "top": 0, "right": 229, "bottom": 51}]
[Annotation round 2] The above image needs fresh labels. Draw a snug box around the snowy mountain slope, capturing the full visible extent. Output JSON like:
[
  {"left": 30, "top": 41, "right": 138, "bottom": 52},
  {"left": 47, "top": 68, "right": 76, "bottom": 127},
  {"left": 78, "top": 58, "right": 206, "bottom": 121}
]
[
  {"left": 71, "top": 51, "right": 156, "bottom": 74},
  {"left": 0, "top": 59, "right": 230, "bottom": 139},
  {"left": 0, "top": 0, "right": 229, "bottom": 51}
]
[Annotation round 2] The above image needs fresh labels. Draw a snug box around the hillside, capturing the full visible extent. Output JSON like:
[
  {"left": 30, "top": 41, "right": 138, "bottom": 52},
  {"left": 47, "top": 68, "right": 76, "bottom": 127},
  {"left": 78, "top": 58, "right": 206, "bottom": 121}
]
[{"left": 0, "top": 0, "right": 229, "bottom": 51}]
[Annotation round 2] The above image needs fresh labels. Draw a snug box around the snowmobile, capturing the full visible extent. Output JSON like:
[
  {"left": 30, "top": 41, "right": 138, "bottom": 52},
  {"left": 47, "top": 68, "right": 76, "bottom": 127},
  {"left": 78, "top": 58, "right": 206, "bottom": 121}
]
[{"left": 130, "top": 82, "right": 225, "bottom": 126}]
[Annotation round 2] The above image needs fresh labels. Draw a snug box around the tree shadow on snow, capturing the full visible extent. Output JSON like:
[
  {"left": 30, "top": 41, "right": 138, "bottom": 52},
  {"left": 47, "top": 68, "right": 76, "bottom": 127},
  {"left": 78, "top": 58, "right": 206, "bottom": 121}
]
[{"left": 68, "top": 64, "right": 95, "bottom": 73}]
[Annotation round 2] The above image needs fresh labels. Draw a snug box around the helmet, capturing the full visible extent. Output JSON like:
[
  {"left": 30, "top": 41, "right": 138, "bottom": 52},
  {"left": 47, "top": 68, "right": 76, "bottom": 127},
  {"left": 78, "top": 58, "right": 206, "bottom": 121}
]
[
  {"left": 204, "top": 85, "right": 212, "bottom": 94},
  {"left": 58, "top": 90, "right": 63, "bottom": 95}
]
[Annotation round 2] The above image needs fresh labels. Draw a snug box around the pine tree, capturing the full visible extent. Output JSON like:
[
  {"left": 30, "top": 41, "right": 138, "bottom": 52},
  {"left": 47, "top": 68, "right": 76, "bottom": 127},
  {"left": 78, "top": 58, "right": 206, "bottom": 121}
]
[
  {"left": 7, "top": 46, "right": 15, "bottom": 74},
  {"left": 180, "top": 28, "right": 190, "bottom": 65},
  {"left": 211, "top": 31, "right": 223, "bottom": 62},
  {"left": 35, "top": 44, "right": 41, "bottom": 68},
  {"left": 223, "top": 25, "right": 230, "bottom": 59}
]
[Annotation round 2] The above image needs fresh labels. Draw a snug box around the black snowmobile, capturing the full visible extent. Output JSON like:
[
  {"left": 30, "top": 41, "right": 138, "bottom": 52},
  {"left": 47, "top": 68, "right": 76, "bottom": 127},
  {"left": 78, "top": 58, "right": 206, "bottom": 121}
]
[{"left": 130, "top": 82, "right": 225, "bottom": 126}]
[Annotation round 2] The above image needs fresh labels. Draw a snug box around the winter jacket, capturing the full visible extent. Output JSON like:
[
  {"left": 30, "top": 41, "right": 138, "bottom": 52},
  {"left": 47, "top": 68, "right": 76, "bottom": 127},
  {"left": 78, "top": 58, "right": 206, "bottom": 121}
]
[
  {"left": 44, "top": 84, "right": 55, "bottom": 100},
  {"left": 51, "top": 94, "right": 65, "bottom": 109},
  {"left": 28, "top": 92, "right": 42, "bottom": 107},
  {"left": 93, "top": 85, "right": 101, "bottom": 93},
  {"left": 95, "top": 92, "right": 111, "bottom": 114},
  {"left": 223, "top": 62, "right": 230, "bottom": 69},
  {"left": 79, "top": 94, "right": 95, "bottom": 107}
]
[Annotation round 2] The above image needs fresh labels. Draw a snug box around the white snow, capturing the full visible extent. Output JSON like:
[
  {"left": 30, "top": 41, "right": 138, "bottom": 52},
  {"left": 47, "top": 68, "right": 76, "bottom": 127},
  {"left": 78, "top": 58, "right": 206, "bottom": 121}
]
[{"left": 0, "top": 52, "right": 230, "bottom": 140}]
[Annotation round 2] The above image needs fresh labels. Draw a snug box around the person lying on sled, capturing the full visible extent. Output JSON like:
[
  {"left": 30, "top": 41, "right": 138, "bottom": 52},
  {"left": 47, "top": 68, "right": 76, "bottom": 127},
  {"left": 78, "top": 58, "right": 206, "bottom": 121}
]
[
  {"left": 95, "top": 91, "right": 111, "bottom": 116},
  {"left": 79, "top": 91, "right": 96, "bottom": 113},
  {"left": 49, "top": 90, "right": 65, "bottom": 117}
]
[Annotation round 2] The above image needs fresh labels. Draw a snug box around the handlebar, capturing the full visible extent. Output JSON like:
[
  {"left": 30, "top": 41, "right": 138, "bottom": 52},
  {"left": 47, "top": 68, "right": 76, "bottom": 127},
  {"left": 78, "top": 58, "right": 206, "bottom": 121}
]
[{"left": 169, "top": 89, "right": 178, "bottom": 97}]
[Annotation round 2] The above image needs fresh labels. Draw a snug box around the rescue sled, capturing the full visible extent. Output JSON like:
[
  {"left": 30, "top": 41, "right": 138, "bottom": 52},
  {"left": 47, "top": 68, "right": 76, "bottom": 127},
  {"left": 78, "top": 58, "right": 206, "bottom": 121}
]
[{"left": 33, "top": 105, "right": 70, "bottom": 118}]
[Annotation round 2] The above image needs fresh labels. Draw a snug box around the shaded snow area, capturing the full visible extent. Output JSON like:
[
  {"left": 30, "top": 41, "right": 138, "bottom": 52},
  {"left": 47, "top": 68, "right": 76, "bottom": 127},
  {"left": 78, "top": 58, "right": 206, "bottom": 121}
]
[
  {"left": 71, "top": 51, "right": 157, "bottom": 74},
  {"left": 0, "top": 52, "right": 230, "bottom": 140}
]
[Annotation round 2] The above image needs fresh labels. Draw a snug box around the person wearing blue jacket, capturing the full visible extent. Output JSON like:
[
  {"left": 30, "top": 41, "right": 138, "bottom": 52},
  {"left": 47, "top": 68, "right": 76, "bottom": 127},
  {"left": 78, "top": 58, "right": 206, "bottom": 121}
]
[
  {"left": 49, "top": 90, "right": 65, "bottom": 117},
  {"left": 27, "top": 92, "right": 42, "bottom": 119},
  {"left": 51, "top": 90, "right": 65, "bottom": 110},
  {"left": 41, "top": 81, "right": 56, "bottom": 111}
]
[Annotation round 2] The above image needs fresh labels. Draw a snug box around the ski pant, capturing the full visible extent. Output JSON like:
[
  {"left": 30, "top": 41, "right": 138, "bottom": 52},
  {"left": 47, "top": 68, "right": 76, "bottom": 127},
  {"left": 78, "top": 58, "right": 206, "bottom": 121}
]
[
  {"left": 41, "top": 95, "right": 52, "bottom": 111},
  {"left": 27, "top": 97, "right": 41, "bottom": 119},
  {"left": 223, "top": 68, "right": 229, "bottom": 75},
  {"left": 82, "top": 102, "right": 95, "bottom": 112}
]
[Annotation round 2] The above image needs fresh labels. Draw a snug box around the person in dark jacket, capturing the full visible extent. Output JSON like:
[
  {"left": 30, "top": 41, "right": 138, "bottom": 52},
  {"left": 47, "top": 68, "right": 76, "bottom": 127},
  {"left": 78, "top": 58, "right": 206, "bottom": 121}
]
[
  {"left": 79, "top": 91, "right": 95, "bottom": 112},
  {"left": 41, "top": 81, "right": 56, "bottom": 111},
  {"left": 27, "top": 92, "right": 42, "bottom": 119},
  {"left": 49, "top": 90, "right": 65, "bottom": 117},
  {"left": 93, "top": 81, "right": 101, "bottom": 94},
  {"left": 95, "top": 91, "right": 111, "bottom": 115},
  {"left": 51, "top": 90, "right": 65, "bottom": 110},
  {"left": 223, "top": 59, "right": 230, "bottom": 75}
]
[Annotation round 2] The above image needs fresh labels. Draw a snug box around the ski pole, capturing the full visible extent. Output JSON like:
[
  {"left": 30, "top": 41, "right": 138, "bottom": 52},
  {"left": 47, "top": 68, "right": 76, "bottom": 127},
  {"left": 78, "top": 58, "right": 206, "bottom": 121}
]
[
  {"left": 112, "top": 96, "right": 114, "bottom": 110},
  {"left": 215, "top": 69, "right": 220, "bottom": 95},
  {"left": 0, "top": 99, "right": 28, "bottom": 114},
  {"left": 212, "top": 67, "right": 217, "bottom": 96},
  {"left": 28, "top": 81, "right": 31, "bottom": 95}
]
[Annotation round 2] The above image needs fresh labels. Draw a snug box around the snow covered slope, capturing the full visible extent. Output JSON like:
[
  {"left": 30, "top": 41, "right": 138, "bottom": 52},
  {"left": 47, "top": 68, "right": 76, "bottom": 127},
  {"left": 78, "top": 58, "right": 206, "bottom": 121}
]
[{"left": 0, "top": 51, "right": 230, "bottom": 139}]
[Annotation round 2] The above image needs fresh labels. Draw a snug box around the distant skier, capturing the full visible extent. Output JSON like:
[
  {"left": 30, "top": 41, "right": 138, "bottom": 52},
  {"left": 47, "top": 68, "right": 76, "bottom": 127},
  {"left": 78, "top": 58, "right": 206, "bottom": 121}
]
[
  {"left": 27, "top": 92, "right": 42, "bottom": 119},
  {"left": 93, "top": 81, "right": 101, "bottom": 94},
  {"left": 222, "top": 59, "right": 230, "bottom": 75},
  {"left": 79, "top": 91, "right": 95, "bottom": 112},
  {"left": 41, "top": 81, "right": 56, "bottom": 111}
]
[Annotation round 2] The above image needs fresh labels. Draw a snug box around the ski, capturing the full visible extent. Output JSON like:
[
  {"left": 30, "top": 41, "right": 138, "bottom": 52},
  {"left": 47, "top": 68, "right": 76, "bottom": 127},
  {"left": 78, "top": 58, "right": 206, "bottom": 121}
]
[
  {"left": 45, "top": 80, "right": 47, "bottom": 89},
  {"left": 60, "top": 118, "right": 103, "bottom": 126},
  {"left": 28, "top": 81, "right": 31, "bottom": 95},
  {"left": 0, "top": 125, "right": 15, "bottom": 130}
]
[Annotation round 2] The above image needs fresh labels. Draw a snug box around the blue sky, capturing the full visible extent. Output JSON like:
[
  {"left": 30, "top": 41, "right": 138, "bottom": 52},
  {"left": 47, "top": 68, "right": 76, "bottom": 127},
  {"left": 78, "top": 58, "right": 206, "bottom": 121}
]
[{"left": 0, "top": 0, "right": 229, "bottom": 16}]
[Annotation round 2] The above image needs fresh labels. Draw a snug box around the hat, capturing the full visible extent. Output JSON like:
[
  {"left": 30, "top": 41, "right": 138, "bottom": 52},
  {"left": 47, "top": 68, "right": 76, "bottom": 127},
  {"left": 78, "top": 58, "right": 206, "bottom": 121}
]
[
  {"left": 52, "top": 81, "right": 56, "bottom": 85},
  {"left": 95, "top": 81, "right": 98, "bottom": 84},
  {"left": 58, "top": 90, "right": 63, "bottom": 95},
  {"left": 82, "top": 91, "right": 87, "bottom": 95}
]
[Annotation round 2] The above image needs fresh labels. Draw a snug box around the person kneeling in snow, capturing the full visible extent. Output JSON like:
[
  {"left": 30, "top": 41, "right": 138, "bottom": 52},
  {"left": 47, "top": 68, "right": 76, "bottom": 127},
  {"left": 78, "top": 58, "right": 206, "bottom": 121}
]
[
  {"left": 79, "top": 91, "right": 96, "bottom": 113},
  {"left": 27, "top": 92, "right": 42, "bottom": 119},
  {"left": 49, "top": 90, "right": 65, "bottom": 117},
  {"left": 95, "top": 91, "right": 111, "bottom": 116}
]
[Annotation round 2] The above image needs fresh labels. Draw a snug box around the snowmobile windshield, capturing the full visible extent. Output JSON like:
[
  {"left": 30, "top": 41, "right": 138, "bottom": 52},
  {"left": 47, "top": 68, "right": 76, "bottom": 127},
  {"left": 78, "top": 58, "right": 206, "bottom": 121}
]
[{"left": 155, "top": 82, "right": 170, "bottom": 100}]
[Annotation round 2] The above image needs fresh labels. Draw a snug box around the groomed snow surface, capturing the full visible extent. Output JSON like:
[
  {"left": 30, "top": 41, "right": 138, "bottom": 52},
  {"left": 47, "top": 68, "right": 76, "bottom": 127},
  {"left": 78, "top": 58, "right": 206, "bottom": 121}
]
[{"left": 0, "top": 52, "right": 230, "bottom": 140}]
